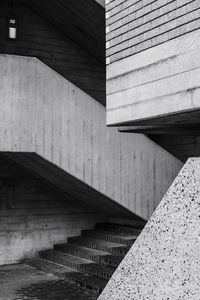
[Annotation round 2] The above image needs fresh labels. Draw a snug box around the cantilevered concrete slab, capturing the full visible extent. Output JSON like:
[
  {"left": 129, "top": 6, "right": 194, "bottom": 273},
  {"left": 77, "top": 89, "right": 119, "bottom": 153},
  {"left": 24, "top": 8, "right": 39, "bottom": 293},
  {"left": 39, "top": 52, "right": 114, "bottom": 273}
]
[
  {"left": 107, "top": 30, "right": 200, "bottom": 127},
  {"left": 99, "top": 158, "right": 200, "bottom": 299}
]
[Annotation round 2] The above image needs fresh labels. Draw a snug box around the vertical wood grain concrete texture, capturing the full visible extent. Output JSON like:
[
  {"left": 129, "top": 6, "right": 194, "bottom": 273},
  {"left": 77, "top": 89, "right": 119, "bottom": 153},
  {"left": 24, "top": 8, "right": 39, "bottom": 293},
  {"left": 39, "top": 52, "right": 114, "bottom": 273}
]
[
  {"left": 0, "top": 55, "right": 183, "bottom": 220},
  {"left": 0, "top": 0, "right": 105, "bottom": 104}
]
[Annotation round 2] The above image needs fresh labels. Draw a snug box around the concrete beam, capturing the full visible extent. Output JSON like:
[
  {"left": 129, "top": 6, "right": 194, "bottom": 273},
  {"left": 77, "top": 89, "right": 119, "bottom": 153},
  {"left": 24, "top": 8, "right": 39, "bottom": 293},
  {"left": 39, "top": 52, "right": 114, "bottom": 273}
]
[{"left": 118, "top": 125, "right": 200, "bottom": 136}]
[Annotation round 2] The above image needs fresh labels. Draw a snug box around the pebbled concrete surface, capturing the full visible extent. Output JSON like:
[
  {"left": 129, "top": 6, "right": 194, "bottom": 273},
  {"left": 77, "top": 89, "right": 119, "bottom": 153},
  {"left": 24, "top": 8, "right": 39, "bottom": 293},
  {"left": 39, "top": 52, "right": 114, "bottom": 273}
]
[
  {"left": 99, "top": 158, "right": 200, "bottom": 299},
  {"left": 0, "top": 264, "right": 98, "bottom": 300}
]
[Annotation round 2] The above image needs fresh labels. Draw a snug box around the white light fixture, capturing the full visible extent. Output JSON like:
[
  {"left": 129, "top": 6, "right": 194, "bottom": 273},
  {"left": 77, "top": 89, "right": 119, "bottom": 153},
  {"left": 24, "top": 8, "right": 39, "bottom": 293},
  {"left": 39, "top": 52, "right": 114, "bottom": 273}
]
[{"left": 8, "top": 16, "right": 17, "bottom": 40}]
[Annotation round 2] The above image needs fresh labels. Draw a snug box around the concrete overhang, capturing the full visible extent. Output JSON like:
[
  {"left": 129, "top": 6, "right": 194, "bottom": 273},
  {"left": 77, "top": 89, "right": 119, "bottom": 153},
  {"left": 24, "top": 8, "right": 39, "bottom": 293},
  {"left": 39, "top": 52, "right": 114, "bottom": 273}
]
[{"left": 106, "top": 29, "right": 200, "bottom": 127}]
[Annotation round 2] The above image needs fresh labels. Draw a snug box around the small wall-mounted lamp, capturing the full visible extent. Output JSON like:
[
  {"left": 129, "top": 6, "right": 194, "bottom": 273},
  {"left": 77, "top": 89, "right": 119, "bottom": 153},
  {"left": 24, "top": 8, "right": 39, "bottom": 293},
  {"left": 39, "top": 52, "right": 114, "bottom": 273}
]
[{"left": 8, "top": 16, "right": 17, "bottom": 40}]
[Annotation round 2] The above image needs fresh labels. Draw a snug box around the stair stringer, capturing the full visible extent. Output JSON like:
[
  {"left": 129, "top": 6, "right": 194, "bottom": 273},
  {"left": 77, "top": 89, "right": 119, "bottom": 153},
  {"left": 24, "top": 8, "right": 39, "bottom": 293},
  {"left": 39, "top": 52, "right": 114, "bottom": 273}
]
[
  {"left": 0, "top": 54, "right": 183, "bottom": 220},
  {"left": 3, "top": 152, "right": 141, "bottom": 219}
]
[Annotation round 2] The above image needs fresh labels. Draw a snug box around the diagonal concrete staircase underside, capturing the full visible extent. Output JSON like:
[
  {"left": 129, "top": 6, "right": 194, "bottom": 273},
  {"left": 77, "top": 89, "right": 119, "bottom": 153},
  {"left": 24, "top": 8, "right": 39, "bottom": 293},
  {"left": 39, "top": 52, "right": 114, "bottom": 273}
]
[{"left": 0, "top": 54, "right": 182, "bottom": 221}]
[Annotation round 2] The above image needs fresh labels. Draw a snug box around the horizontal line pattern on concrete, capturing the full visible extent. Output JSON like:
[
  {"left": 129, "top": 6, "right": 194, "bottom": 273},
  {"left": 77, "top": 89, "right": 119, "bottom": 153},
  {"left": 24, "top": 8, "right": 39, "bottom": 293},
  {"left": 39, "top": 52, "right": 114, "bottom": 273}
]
[
  {"left": 106, "top": 0, "right": 200, "bottom": 63},
  {"left": 107, "top": 5, "right": 200, "bottom": 53},
  {"left": 107, "top": 17, "right": 200, "bottom": 63},
  {"left": 106, "top": 0, "right": 167, "bottom": 27},
  {"left": 107, "top": 0, "right": 196, "bottom": 42},
  {"left": 106, "top": 0, "right": 176, "bottom": 31}
]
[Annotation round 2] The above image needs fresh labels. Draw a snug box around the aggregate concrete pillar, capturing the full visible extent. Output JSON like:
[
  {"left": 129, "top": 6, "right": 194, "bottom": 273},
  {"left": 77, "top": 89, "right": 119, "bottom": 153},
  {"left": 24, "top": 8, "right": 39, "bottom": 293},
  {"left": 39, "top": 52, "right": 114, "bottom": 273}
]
[{"left": 99, "top": 158, "right": 200, "bottom": 299}]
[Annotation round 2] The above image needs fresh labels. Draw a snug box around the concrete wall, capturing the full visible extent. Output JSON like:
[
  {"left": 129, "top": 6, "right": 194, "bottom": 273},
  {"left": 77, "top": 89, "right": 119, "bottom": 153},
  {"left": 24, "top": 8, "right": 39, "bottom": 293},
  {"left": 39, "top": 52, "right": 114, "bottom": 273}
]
[
  {"left": 107, "top": 29, "right": 200, "bottom": 125},
  {"left": 106, "top": 0, "right": 200, "bottom": 64},
  {"left": 0, "top": 0, "right": 105, "bottom": 104},
  {"left": 0, "top": 54, "right": 183, "bottom": 220},
  {"left": 0, "top": 156, "right": 103, "bottom": 265}
]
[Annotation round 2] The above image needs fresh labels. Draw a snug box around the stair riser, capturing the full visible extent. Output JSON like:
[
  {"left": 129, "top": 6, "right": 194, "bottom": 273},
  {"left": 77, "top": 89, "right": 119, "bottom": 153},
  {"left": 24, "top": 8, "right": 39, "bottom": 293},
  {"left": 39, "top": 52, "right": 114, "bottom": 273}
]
[
  {"left": 81, "top": 265, "right": 113, "bottom": 281},
  {"left": 68, "top": 239, "right": 128, "bottom": 256},
  {"left": 99, "top": 256, "right": 122, "bottom": 268},
  {"left": 27, "top": 259, "right": 103, "bottom": 293},
  {"left": 55, "top": 245, "right": 121, "bottom": 267},
  {"left": 96, "top": 225, "right": 141, "bottom": 235},
  {"left": 40, "top": 252, "right": 113, "bottom": 281},
  {"left": 66, "top": 276, "right": 104, "bottom": 294},
  {"left": 82, "top": 231, "right": 136, "bottom": 245}
]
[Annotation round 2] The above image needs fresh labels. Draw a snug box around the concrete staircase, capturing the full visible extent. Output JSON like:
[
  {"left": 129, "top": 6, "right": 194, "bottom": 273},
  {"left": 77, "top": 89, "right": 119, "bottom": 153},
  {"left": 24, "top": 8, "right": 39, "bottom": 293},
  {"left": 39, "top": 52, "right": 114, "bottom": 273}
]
[{"left": 27, "top": 221, "right": 145, "bottom": 294}]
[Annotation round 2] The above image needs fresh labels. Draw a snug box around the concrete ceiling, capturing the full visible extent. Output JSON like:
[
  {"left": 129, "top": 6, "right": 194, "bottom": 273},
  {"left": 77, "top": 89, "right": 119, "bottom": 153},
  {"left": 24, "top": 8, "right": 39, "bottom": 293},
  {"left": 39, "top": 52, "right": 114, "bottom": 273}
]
[
  {"left": 94, "top": 0, "right": 105, "bottom": 7},
  {"left": 20, "top": 0, "right": 105, "bottom": 63}
]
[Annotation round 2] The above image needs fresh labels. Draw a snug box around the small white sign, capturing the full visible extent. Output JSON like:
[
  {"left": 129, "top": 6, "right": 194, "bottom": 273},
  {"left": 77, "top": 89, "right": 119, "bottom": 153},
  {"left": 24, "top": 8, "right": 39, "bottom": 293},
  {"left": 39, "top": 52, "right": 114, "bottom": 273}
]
[{"left": 9, "top": 27, "right": 16, "bottom": 39}]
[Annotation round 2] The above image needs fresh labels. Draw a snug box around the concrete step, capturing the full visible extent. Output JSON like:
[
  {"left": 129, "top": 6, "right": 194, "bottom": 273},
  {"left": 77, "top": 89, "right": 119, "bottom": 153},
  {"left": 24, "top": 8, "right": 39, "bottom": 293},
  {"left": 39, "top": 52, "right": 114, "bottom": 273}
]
[
  {"left": 27, "top": 257, "right": 74, "bottom": 278},
  {"left": 54, "top": 243, "right": 123, "bottom": 267},
  {"left": 82, "top": 229, "right": 138, "bottom": 245},
  {"left": 68, "top": 236, "right": 129, "bottom": 256},
  {"left": 108, "top": 217, "right": 146, "bottom": 227},
  {"left": 81, "top": 262, "right": 115, "bottom": 281},
  {"left": 26, "top": 257, "right": 107, "bottom": 293},
  {"left": 40, "top": 249, "right": 92, "bottom": 270},
  {"left": 98, "top": 253, "right": 124, "bottom": 268},
  {"left": 54, "top": 243, "right": 108, "bottom": 262},
  {"left": 40, "top": 250, "right": 115, "bottom": 281},
  {"left": 95, "top": 222, "right": 143, "bottom": 235},
  {"left": 26, "top": 220, "right": 143, "bottom": 294}
]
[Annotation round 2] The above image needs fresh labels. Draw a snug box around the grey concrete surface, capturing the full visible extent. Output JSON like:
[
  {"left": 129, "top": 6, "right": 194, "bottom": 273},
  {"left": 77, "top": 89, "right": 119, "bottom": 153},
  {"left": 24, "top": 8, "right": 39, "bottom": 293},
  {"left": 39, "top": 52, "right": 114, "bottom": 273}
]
[
  {"left": 0, "top": 264, "right": 98, "bottom": 300},
  {"left": 99, "top": 158, "right": 200, "bottom": 299}
]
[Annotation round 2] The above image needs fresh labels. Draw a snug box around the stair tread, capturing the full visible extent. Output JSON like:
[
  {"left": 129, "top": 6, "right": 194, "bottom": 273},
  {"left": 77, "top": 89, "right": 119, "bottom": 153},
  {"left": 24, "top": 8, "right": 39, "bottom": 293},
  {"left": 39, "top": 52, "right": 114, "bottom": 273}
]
[
  {"left": 27, "top": 257, "right": 107, "bottom": 289},
  {"left": 55, "top": 244, "right": 122, "bottom": 267},
  {"left": 55, "top": 243, "right": 110, "bottom": 257},
  {"left": 96, "top": 222, "right": 143, "bottom": 230},
  {"left": 28, "top": 257, "right": 79, "bottom": 274},
  {"left": 41, "top": 249, "right": 93, "bottom": 264},
  {"left": 41, "top": 249, "right": 115, "bottom": 281},
  {"left": 83, "top": 229, "right": 138, "bottom": 239}
]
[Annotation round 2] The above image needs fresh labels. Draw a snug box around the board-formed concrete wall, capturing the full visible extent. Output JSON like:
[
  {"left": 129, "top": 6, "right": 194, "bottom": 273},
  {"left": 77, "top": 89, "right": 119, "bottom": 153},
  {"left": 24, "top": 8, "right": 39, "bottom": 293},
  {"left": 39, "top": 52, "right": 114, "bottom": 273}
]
[
  {"left": 106, "top": 0, "right": 200, "bottom": 64},
  {"left": 0, "top": 156, "right": 103, "bottom": 265},
  {"left": 107, "top": 29, "right": 200, "bottom": 125},
  {"left": 0, "top": 0, "right": 105, "bottom": 104},
  {"left": 0, "top": 54, "right": 183, "bottom": 220},
  {"left": 99, "top": 158, "right": 200, "bottom": 300}
]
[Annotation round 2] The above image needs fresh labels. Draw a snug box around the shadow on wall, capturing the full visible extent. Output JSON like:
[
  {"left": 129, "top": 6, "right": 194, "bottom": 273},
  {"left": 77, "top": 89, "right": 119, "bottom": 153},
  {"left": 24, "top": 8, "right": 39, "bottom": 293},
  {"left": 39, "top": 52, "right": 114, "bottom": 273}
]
[{"left": 3, "top": 151, "right": 143, "bottom": 221}]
